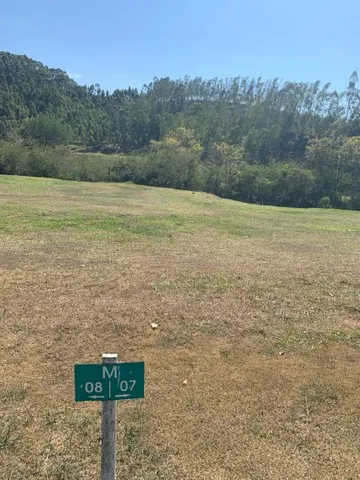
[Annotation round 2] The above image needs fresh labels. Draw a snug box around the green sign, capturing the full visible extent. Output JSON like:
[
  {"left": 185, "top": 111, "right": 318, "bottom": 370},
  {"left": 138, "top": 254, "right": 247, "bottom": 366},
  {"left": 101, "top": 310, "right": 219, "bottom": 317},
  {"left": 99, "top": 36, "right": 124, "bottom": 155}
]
[{"left": 74, "top": 362, "right": 144, "bottom": 402}]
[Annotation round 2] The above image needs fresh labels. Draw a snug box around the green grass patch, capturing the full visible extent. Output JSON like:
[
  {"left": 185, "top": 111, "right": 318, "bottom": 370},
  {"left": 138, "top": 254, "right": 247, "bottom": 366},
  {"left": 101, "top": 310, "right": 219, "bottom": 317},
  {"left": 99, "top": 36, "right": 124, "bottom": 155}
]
[
  {"left": 328, "top": 329, "right": 360, "bottom": 349},
  {"left": 273, "top": 330, "right": 326, "bottom": 353},
  {"left": 0, "top": 418, "right": 22, "bottom": 451},
  {"left": 0, "top": 212, "right": 199, "bottom": 239},
  {"left": 0, "top": 386, "right": 27, "bottom": 402},
  {"left": 1, "top": 175, "right": 360, "bottom": 242},
  {"left": 272, "top": 328, "right": 360, "bottom": 354},
  {"left": 152, "top": 273, "right": 240, "bottom": 293}
]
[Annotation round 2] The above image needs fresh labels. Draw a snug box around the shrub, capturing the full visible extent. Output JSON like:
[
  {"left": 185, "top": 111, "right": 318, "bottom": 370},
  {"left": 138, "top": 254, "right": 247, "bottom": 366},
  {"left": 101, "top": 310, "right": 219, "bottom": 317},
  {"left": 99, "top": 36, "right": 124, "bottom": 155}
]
[
  {"left": 318, "top": 196, "right": 332, "bottom": 209},
  {"left": 21, "top": 115, "right": 72, "bottom": 146}
]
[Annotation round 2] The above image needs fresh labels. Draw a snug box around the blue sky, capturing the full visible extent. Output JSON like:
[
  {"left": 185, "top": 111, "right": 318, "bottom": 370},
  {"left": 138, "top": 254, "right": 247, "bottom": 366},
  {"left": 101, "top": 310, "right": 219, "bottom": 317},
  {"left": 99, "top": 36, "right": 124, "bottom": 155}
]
[{"left": 2, "top": 0, "right": 360, "bottom": 92}]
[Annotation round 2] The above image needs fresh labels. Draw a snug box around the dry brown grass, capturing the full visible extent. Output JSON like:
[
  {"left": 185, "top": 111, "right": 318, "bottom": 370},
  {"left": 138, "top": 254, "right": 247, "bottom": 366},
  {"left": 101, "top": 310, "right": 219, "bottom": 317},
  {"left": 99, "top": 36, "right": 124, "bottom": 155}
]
[{"left": 1, "top": 175, "right": 360, "bottom": 479}]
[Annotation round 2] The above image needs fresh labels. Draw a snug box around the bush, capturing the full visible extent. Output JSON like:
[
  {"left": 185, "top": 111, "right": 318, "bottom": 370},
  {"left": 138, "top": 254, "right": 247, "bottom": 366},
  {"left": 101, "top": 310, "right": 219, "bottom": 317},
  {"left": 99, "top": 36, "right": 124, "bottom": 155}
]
[
  {"left": 339, "top": 196, "right": 352, "bottom": 210},
  {"left": 110, "top": 156, "right": 142, "bottom": 183},
  {"left": 138, "top": 150, "right": 204, "bottom": 191},
  {"left": 0, "top": 141, "right": 358, "bottom": 211},
  {"left": 318, "top": 196, "right": 332, "bottom": 208},
  {"left": 0, "top": 143, "right": 28, "bottom": 175},
  {"left": 21, "top": 115, "right": 72, "bottom": 146},
  {"left": 351, "top": 193, "right": 360, "bottom": 210}
]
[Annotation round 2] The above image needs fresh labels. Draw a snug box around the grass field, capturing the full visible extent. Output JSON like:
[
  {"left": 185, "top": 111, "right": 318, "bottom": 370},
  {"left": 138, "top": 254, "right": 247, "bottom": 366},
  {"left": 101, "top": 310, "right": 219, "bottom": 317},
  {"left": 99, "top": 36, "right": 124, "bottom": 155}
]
[{"left": 1, "top": 175, "right": 360, "bottom": 480}]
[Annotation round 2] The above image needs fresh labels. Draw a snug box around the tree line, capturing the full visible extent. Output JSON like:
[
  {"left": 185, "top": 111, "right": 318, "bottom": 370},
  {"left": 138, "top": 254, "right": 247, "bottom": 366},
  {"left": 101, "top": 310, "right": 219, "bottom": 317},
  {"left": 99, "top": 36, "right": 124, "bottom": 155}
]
[{"left": 0, "top": 51, "right": 359, "bottom": 209}]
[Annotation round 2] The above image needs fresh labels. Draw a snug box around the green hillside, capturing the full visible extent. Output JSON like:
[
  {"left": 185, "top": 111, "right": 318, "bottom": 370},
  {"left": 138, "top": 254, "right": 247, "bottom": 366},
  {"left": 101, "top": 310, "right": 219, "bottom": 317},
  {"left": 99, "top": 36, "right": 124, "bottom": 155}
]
[{"left": 0, "top": 51, "right": 359, "bottom": 208}]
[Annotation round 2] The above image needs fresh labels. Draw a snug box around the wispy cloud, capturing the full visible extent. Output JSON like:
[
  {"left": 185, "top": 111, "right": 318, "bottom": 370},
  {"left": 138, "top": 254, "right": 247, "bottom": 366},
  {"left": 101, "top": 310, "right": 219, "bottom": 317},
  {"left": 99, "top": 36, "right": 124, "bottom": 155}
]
[{"left": 68, "top": 72, "right": 83, "bottom": 80}]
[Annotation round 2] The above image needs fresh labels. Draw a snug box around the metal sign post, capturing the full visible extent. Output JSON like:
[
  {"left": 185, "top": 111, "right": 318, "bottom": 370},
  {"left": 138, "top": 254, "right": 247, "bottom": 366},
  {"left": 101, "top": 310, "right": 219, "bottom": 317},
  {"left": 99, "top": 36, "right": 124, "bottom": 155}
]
[
  {"left": 74, "top": 354, "right": 145, "bottom": 480},
  {"left": 101, "top": 353, "right": 117, "bottom": 480}
]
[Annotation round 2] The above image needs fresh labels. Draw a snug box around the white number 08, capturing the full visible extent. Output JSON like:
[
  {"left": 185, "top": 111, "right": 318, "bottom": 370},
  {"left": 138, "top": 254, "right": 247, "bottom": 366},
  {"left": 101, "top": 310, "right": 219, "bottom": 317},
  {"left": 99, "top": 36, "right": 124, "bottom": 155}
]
[{"left": 85, "top": 382, "right": 103, "bottom": 393}]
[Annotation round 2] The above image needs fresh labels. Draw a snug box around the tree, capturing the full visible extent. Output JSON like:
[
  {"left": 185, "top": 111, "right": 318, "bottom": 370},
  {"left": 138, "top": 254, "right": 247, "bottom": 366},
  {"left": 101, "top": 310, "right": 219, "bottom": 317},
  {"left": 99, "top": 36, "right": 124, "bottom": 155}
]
[
  {"left": 150, "top": 127, "right": 202, "bottom": 154},
  {"left": 305, "top": 137, "right": 360, "bottom": 207}
]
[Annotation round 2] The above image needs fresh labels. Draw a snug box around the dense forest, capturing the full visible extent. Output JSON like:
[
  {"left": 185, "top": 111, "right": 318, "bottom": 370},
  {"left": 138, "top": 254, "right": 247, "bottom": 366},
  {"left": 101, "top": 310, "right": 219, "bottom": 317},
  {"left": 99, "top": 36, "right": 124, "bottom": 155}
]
[{"left": 1, "top": 51, "right": 359, "bottom": 209}]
